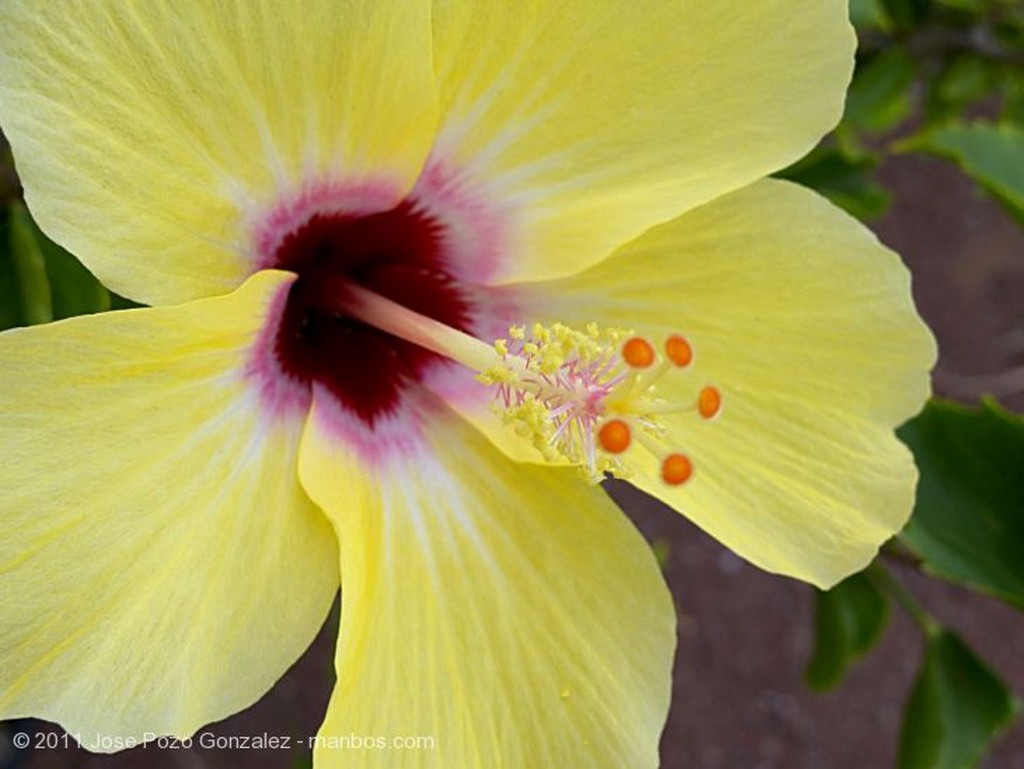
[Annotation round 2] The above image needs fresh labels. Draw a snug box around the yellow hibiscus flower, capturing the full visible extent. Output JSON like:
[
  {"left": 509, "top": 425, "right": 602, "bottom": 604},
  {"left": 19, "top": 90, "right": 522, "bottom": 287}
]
[{"left": 0, "top": 2, "right": 935, "bottom": 767}]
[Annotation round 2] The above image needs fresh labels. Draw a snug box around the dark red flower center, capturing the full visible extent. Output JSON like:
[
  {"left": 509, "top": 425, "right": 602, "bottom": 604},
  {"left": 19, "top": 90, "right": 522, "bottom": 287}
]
[{"left": 272, "top": 202, "right": 471, "bottom": 426}]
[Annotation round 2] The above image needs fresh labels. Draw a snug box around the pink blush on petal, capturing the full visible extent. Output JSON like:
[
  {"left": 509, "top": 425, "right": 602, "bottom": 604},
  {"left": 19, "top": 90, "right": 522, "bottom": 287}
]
[
  {"left": 408, "top": 155, "right": 520, "bottom": 285},
  {"left": 243, "top": 273, "right": 312, "bottom": 423},
  {"left": 249, "top": 178, "right": 405, "bottom": 273},
  {"left": 308, "top": 383, "right": 442, "bottom": 465}
]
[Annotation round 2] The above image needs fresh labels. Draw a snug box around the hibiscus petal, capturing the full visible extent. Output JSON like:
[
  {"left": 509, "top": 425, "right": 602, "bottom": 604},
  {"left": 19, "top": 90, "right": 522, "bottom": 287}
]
[
  {"left": 0, "top": 2, "right": 437, "bottom": 305},
  {"left": 0, "top": 271, "right": 338, "bottom": 748},
  {"left": 299, "top": 389, "right": 674, "bottom": 768},
  {"left": 425, "top": 0, "right": 853, "bottom": 283},
  {"left": 508, "top": 179, "right": 936, "bottom": 588}
]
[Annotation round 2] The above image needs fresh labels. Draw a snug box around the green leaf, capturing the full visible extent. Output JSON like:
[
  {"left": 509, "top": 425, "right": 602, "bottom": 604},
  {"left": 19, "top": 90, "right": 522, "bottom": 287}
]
[
  {"left": 898, "top": 399, "right": 1024, "bottom": 610},
  {"left": 838, "top": 47, "right": 918, "bottom": 154},
  {"left": 933, "top": 0, "right": 984, "bottom": 15},
  {"left": 851, "top": 0, "right": 894, "bottom": 30},
  {"left": 2, "top": 203, "right": 112, "bottom": 327},
  {"left": 905, "top": 122, "right": 1024, "bottom": 227},
  {"left": 8, "top": 201, "right": 52, "bottom": 325},
  {"left": 650, "top": 539, "right": 671, "bottom": 571},
  {"left": 36, "top": 234, "right": 110, "bottom": 319},
  {"left": 0, "top": 138, "right": 15, "bottom": 201},
  {"left": 991, "top": 8, "right": 1024, "bottom": 53},
  {"left": 881, "top": 0, "right": 933, "bottom": 29},
  {"left": 0, "top": 208, "right": 22, "bottom": 330},
  {"left": 777, "top": 144, "right": 891, "bottom": 220},
  {"left": 926, "top": 56, "right": 996, "bottom": 124},
  {"left": 109, "top": 291, "right": 145, "bottom": 311},
  {"left": 805, "top": 572, "right": 890, "bottom": 691},
  {"left": 898, "top": 631, "right": 1017, "bottom": 769},
  {"left": 998, "top": 62, "right": 1024, "bottom": 124}
]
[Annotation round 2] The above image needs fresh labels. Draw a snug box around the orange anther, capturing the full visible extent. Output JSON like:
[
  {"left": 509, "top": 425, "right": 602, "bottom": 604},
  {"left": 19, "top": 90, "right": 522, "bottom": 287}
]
[
  {"left": 698, "top": 386, "right": 722, "bottom": 419},
  {"left": 598, "top": 419, "right": 632, "bottom": 454},
  {"left": 621, "top": 337, "right": 655, "bottom": 368},
  {"left": 664, "top": 334, "right": 693, "bottom": 367},
  {"left": 661, "top": 453, "right": 693, "bottom": 485}
]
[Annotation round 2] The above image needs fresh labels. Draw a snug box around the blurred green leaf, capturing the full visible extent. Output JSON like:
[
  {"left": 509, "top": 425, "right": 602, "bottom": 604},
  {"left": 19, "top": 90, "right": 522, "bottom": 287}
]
[
  {"left": 0, "top": 209, "right": 21, "bottom": 330},
  {"left": 898, "top": 631, "right": 1017, "bottom": 769},
  {"left": 805, "top": 572, "right": 890, "bottom": 690},
  {"left": 998, "top": 63, "right": 1024, "bottom": 124},
  {"left": 851, "top": 0, "right": 894, "bottom": 30},
  {"left": 933, "top": 0, "right": 984, "bottom": 15},
  {"left": 898, "top": 399, "right": 1024, "bottom": 610},
  {"left": 3, "top": 203, "right": 112, "bottom": 327},
  {"left": 777, "top": 144, "right": 892, "bottom": 219},
  {"left": 651, "top": 539, "right": 671, "bottom": 571},
  {"left": 927, "top": 55, "right": 995, "bottom": 123},
  {"left": 991, "top": 8, "right": 1024, "bottom": 50},
  {"left": 881, "top": 0, "right": 933, "bottom": 29},
  {"left": 905, "top": 122, "right": 1024, "bottom": 226},
  {"left": 9, "top": 201, "right": 52, "bottom": 325},
  {"left": 109, "top": 291, "right": 145, "bottom": 311},
  {"left": 838, "top": 47, "right": 918, "bottom": 154},
  {"left": 34, "top": 231, "right": 110, "bottom": 319}
]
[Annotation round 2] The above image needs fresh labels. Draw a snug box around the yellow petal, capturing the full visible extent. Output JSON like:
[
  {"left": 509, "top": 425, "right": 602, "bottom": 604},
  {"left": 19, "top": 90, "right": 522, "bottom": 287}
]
[
  {"left": 0, "top": 271, "right": 338, "bottom": 748},
  {"left": 299, "top": 392, "right": 674, "bottom": 768},
  {"left": 516, "top": 179, "right": 936, "bottom": 588},
  {"left": 0, "top": 2, "right": 437, "bottom": 306},
  {"left": 426, "top": 1, "right": 853, "bottom": 283}
]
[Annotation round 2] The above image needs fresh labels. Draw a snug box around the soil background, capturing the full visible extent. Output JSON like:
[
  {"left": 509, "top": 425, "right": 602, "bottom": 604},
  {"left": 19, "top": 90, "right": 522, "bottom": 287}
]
[{"left": 2, "top": 155, "right": 1023, "bottom": 769}]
